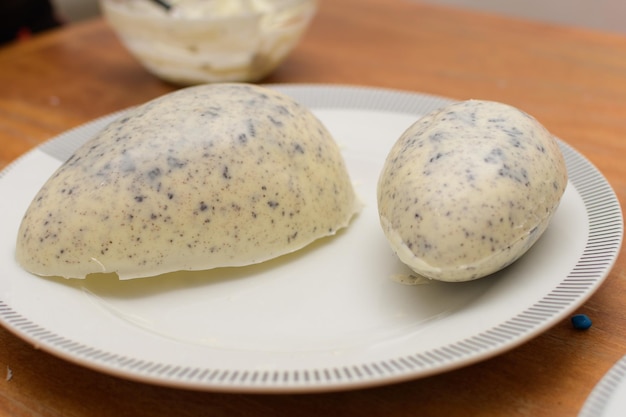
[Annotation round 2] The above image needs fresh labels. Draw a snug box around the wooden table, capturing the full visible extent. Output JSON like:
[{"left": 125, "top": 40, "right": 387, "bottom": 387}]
[{"left": 1, "top": 0, "right": 625, "bottom": 415}]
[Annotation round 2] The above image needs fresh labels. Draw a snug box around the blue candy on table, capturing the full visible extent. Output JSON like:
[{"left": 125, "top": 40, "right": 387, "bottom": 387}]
[{"left": 571, "top": 314, "right": 592, "bottom": 330}]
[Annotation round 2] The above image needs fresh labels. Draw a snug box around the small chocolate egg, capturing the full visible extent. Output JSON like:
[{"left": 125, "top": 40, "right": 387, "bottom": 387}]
[{"left": 377, "top": 100, "right": 567, "bottom": 282}]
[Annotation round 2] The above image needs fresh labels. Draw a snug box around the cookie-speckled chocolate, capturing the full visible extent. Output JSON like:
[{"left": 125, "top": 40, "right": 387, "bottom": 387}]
[
  {"left": 377, "top": 100, "right": 567, "bottom": 282},
  {"left": 16, "top": 83, "right": 360, "bottom": 279}
]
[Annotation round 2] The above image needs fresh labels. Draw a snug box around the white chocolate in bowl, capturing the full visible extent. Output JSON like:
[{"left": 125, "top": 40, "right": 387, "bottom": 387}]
[
  {"left": 377, "top": 100, "right": 568, "bottom": 282},
  {"left": 16, "top": 83, "right": 360, "bottom": 279}
]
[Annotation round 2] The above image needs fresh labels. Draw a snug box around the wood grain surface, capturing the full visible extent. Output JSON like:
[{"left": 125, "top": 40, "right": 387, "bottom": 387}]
[{"left": 1, "top": 0, "right": 626, "bottom": 415}]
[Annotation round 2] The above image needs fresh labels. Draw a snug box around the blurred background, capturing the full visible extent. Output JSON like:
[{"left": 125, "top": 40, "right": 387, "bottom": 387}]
[
  {"left": 50, "top": 0, "right": 626, "bottom": 35},
  {"left": 53, "top": 0, "right": 99, "bottom": 22},
  {"left": 1, "top": 0, "right": 623, "bottom": 46}
]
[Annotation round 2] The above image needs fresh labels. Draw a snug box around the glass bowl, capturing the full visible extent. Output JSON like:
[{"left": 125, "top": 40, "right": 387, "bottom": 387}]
[{"left": 99, "top": 0, "right": 317, "bottom": 85}]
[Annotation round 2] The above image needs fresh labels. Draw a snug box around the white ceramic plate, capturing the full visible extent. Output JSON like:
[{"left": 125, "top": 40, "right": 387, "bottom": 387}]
[
  {"left": 579, "top": 355, "right": 626, "bottom": 416},
  {"left": 0, "top": 85, "right": 622, "bottom": 393}
]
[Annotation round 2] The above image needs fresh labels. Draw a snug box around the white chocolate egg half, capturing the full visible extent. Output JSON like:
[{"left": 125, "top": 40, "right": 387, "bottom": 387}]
[
  {"left": 377, "top": 100, "right": 567, "bottom": 282},
  {"left": 16, "top": 83, "right": 360, "bottom": 279}
]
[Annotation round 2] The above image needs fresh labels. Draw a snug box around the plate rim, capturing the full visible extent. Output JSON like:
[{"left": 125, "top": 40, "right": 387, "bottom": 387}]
[
  {"left": 0, "top": 84, "right": 623, "bottom": 393},
  {"left": 578, "top": 354, "right": 626, "bottom": 417}
]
